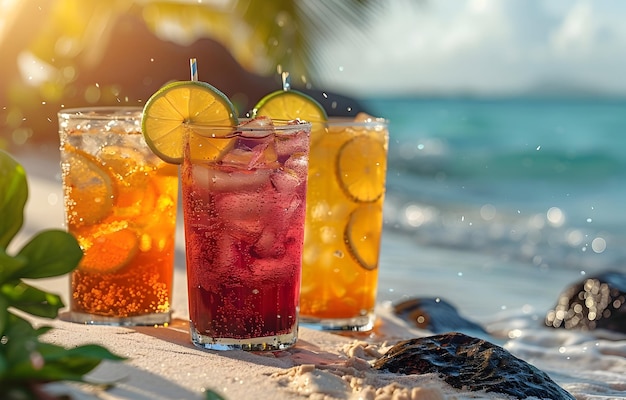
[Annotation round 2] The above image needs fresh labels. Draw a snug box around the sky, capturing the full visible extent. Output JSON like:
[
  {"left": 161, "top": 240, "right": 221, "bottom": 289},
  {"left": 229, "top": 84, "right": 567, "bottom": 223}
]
[{"left": 313, "top": 0, "right": 626, "bottom": 98}]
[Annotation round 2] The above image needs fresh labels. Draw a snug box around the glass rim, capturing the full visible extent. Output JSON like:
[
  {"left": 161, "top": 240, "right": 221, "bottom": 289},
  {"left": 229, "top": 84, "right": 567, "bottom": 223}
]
[
  {"left": 324, "top": 116, "right": 388, "bottom": 127},
  {"left": 185, "top": 118, "right": 312, "bottom": 132},
  {"left": 58, "top": 106, "right": 142, "bottom": 120}
]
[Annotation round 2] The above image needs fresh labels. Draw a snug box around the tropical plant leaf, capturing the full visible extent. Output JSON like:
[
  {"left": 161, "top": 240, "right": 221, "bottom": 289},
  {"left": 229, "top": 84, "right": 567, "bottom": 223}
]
[
  {"left": 6, "top": 342, "right": 126, "bottom": 382},
  {"left": 205, "top": 389, "right": 227, "bottom": 400},
  {"left": 1, "top": 281, "right": 65, "bottom": 319},
  {"left": 15, "top": 229, "right": 83, "bottom": 280},
  {"left": 0, "top": 250, "right": 27, "bottom": 285},
  {"left": 0, "top": 150, "right": 27, "bottom": 249},
  {"left": 0, "top": 313, "right": 40, "bottom": 368},
  {"left": 0, "top": 294, "right": 8, "bottom": 336}
]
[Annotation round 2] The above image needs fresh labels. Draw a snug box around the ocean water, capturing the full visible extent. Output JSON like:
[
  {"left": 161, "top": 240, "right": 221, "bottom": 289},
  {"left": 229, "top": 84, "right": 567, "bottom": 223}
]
[
  {"left": 367, "top": 96, "right": 626, "bottom": 273},
  {"left": 361, "top": 97, "right": 626, "bottom": 399}
]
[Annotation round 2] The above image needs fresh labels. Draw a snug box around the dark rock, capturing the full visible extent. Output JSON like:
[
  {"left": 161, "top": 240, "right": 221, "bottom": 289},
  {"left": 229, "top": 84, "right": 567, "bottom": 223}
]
[
  {"left": 373, "top": 332, "right": 574, "bottom": 400},
  {"left": 393, "top": 297, "right": 487, "bottom": 334},
  {"left": 545, "top": 270, "right": 626, "bottom": 333}
]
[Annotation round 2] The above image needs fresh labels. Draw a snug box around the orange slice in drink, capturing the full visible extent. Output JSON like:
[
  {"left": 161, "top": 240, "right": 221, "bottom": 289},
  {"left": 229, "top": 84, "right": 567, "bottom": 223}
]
[
  {"left": 63, "top": 145, "right": 114, "bottom": 227},
  {"left": 141, "top": 80, "right": 239, "bottom": 164},
  {"left": 78, "top": 226, "right": 139, "bottom": 273},
  {"left": 344, "top": 204, "right": 383, "bottom": 271},
  {"left": 336, "top": 135, "right": 387, "bottom": 203},
  {"left": 98, "top": 145, "right": 158, "bottom": 216}
]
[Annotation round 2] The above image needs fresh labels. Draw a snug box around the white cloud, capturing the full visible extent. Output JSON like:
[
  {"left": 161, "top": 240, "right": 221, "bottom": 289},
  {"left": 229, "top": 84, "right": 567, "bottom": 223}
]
[{"left": 312, "top": 0, "right": 626, "bottom": 97}]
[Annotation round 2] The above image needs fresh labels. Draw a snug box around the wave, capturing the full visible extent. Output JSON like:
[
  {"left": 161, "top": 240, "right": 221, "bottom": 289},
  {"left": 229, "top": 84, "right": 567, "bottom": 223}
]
[{"left": 388, "top": 145, "right": 625, "bottom": 182}]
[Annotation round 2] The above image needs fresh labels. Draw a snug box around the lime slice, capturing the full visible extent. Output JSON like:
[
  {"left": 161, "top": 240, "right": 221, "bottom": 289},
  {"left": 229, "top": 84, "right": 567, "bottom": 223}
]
[
  {"left": 336, "top": 135, "right": 387, "bottom": 203},
  {"left": 344, "top": 204, "right": 383, "bottom": 271},
  {"left": 141, "top": 80, "right": 238, "bottom": 164},
  {"left": 78, "top": 226, "right": 139, "bottom": 273},
  {"left": 253, "top": 90, "right": 327, "bottom": 123},
  {"left": 62, "top": 145, "right": 114, "bottom": 228}
]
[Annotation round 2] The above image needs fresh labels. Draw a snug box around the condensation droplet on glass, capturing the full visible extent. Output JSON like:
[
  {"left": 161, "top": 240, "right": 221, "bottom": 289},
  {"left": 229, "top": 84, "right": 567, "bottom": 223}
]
[
  {"left": 334, "top": 250, "right": 344, "bottom": 259},
  {"left": 252, "top": 289, "right": 259, "bottom": 295}
]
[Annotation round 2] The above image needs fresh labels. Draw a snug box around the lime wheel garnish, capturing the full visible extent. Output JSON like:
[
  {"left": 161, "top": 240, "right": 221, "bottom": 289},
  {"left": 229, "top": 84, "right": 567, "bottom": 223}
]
[
  {"left": 253, "top": 89, "right": 327, "bottom": 146},
  {"left": 344, "top": 204, "right": 383, "bottom": 271},
  {"left": 336, "top": 135, "right": 387, "bottom": 203},
  {"left": 141, "top": 80, "right": 239, "bottom": 164},
  {"left": 253, "top": 90, "right": 327, "bottom": 123}
]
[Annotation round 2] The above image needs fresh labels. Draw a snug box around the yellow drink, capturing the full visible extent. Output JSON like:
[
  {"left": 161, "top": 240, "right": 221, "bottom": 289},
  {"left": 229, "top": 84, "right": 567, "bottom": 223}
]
[
  {"left": 59, "top": 107, "right": 178, "bottom": 325},
  {"left": 300, "top": 114, "right": 388, "bottom": 331}
]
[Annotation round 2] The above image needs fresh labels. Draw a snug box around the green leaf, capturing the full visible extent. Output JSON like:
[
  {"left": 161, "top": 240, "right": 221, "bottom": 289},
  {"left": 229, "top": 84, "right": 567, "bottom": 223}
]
[
  {"left": 1, "top": 281, "right": 64, "bottom": 319},
  {"left": 1, "top": 314, "right": 40, "bottom": 368},
  {"left": 0, "top": 250, "right": 27, "bottom": 285},
  {"left": 0, "top": 294, "right": 8, "bottom": 335},
  {"left": 0, "top": 150, "right": 28, "bottom": 250},
  {"left": 15, "top": 230, "right": 83, "bottom": 280},
  {"left": 205, "top": 389, "right": 228, "bottom": 400},
  {"left": 7, "top": 342, "right": 125, "bottom": 382}
]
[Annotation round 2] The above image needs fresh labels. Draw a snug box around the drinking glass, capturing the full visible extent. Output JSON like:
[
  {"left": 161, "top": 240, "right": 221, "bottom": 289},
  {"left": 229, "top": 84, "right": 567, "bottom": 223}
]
[
  {"left": 300, "top": 115, "right": 389, "bottom": 331},
  {"left": 182, "top": 118, "right": 310, "bottom": 351},
  {"left": 58, "top": 107, "right": 178, "bottom": 325}
]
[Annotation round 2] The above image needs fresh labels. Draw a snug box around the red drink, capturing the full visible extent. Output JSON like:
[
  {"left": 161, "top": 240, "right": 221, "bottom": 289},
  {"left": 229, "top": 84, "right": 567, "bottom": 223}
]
[{"left": 182, "top": 118, "right": 310, "bottom": 350}]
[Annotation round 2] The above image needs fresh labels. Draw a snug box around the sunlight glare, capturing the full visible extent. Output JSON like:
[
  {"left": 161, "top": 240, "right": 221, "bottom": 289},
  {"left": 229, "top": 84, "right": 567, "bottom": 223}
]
[{"left": 0, "top": 0, "right": 20, "bottom": 42}]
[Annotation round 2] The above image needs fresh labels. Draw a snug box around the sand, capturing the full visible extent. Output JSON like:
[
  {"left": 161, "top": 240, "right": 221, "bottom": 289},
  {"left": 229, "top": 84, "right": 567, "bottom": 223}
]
[{"left": 28, "top": 271, "right": 458, "bottom": 400}]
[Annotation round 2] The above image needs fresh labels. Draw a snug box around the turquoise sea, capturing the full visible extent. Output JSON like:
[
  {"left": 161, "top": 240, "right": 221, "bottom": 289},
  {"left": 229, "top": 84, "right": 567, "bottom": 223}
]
[{"left": 363, "top": 96, "right": 626, "bottom": 275}]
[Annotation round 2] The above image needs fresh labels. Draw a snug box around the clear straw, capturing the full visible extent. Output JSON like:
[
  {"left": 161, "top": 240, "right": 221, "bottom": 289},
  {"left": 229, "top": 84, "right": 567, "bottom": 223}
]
[
  {"left": 190, "top": 58, "right": 198, "bottom": 81},
  {"left": 282, "top": 71, "right": 290, "bottom": 91}
]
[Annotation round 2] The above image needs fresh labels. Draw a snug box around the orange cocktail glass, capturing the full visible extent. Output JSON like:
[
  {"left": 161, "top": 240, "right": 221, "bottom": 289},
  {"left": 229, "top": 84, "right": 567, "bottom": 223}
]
[
  {"left": 300, "top": 115, "right": 388, "bottom": 331},
  {"left": 58, "top": 107, "right": 178, "bottom": 325}
]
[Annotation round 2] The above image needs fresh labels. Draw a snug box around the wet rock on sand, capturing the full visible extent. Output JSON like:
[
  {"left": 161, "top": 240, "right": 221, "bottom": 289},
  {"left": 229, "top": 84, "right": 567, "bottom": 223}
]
[
  {"left": 373, "top": 332, "right": 575, "bottom": 400},
  {"left": 545, "top": 270, "right": 626, "bottom": 333},
  {"left": 393, "top": 297, "right": 487, "bottom": 334}
]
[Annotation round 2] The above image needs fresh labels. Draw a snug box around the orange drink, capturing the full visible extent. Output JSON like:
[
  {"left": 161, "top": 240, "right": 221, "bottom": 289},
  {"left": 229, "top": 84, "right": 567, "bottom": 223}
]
[
  {"left": 58, "top": 107, "right": 177, "bottom": 325},
  {"left": 301, "top": 115, "right": 388, "bottom": 331}
]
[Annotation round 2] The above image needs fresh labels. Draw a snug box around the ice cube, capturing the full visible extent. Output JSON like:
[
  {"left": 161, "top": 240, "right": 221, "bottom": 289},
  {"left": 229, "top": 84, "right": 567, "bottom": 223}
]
[
  {"left": 275, "top": 129, "right": 309, "bottom": 161},
  {"left": 215, "top": 190, "right": 271, "bottom": 242},
  {"left": 250, "top": 226, "right": 286, "bottom": 259},
  {"left": 194, "top": 165, "right": 272, "bottom": 193},
  {"left": 283, "top": 153, "right": 308, "bottom": 179},
  {"left": 270, "top": 168, "right": 302, "bottom": 193},
  {"left": 354, "top": 112, "right": 376, "bottom": 123},
  {"left": 241, "top": 116, "right": 274, "bottom": 130},
  {"left": 220, "top": 148, "right": 256, "bottom": 168}
]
